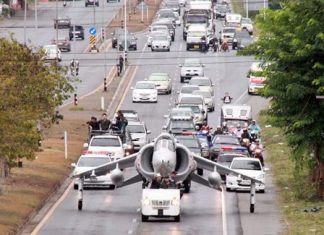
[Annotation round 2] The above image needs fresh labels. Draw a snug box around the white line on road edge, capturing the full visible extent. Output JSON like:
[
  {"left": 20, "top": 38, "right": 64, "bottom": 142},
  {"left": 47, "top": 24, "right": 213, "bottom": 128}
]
[
  {"left": 222, "top": 187, "right": 228, "bottom": 235},
  {"left": 61, "top": 66, "right": 115, "bottom": 108},
  {"left": 234, "top": 90, "right": 248, "bottom": 104},
  {"left": 31, "top": 182, "right": 73, "bottom": 235}
]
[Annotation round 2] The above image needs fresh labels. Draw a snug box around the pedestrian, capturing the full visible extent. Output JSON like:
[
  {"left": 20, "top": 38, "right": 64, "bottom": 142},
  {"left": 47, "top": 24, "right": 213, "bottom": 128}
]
[
  {"left": 99, "top": 113, "right": 111, "bottom": 131},
  {"left": 119, "top": 55, "right": 124, "bottom": 73},
  {"left": 86, "top": 116, "right": 100, "bottom": 131}
]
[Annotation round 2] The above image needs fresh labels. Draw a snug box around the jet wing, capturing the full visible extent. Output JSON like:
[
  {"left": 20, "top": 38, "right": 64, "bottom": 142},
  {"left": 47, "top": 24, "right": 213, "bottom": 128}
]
[
  {"left": 192, "top": 153, "right": 263, "bottom": 184},
  {"left": 73, "top": 153, "right": 138, "bottom": 178}
]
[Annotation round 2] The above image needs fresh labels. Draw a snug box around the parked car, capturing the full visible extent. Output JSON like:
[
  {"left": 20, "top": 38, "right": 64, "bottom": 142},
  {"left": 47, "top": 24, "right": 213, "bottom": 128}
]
[
  {"left": 51, "top": 37, "right": 71, "bottom": 52},
  {"left": 179, "top": 58, "right": 205, "bottom": 83},
  {"left": 69, "top": 25, "right": 85, "bottom": 40},
  {"left": 85, "top": 0, "right": 99, "bottom": 7},
  {"left": 54, "top": 17, "right": 71, "bottom": 29},
  {"left": 132, "top": 81, "right": 158, "bottom": 103},
  {"left": 226, "top": 157, "right": 266, "bottom": 193},
  {"left": 72, "top": 154, "right": 114, "bottom": 190},
  {"left": 146, "top": 73, "right": 172, "bottom": 94}
]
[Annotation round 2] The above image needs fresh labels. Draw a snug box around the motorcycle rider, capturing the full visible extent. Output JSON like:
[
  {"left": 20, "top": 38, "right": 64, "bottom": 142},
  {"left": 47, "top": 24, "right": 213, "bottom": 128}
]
[
  {"left": 221, "top": 40, "right": 229, "bottom": 52},
  {"left": 235, "top": 124, "right": 243, "bottom": 138},
  {"left": 222, "top": 92, "right": 232, "bottom": 103},
  {"left": 70, "top": 59, "right": 79, "bottom": 76},
  {"left": 248, "top": 120, "right": 261, "bottom": 135},
  {"left": 200, "top": 122, "right": 210, "bottom": 133},
  {"left": 213, "top": 125, "right": 223, "bottom": 135},
  {"left": 210, "top": 35, "right": 219, "bottom": 52},
  {"left": 222, "top": 121, "right": 228, "bottom": 133},
  {"left": 254, "top": 148, "right": 264, "bottom": 166},
  {"left": 200, "top": 35, "right": 207, "bottom": 52},
  {"left": 241, "top": 128, "right": 252, "bottom": 142},
  {"left": 63, "top": 0, "right": 66, "bottom": 7}
]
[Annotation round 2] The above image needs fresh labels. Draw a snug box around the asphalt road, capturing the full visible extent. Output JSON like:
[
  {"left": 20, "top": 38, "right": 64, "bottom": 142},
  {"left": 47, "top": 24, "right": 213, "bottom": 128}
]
[{"left": 29, "top": 14, "right": 282, "bottom": 235}]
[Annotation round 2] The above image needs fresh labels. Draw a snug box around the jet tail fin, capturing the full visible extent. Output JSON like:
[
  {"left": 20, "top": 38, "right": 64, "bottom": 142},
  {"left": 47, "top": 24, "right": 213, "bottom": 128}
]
[{"left": 191, "top": 173, "right": 222, "bottom": 192}]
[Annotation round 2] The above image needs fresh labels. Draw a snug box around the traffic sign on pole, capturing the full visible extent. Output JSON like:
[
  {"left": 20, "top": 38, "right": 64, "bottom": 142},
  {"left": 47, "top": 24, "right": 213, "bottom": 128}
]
[
  {"left": 89, "top": 27, "right": 97, "bottom": 35},
  {"left": 89, "top": 35, "right": 96, "bottom": 45}
]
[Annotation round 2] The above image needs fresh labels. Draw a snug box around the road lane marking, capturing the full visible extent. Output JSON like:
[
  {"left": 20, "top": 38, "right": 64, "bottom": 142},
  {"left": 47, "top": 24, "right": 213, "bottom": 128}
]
[
  {"left": 61, "top": 66, "right": 115, "bottom": 108},
  {"left": 234, "top": 90, "right": 248, "bottom": 104},
  {"left": 31, "top": 182, "right": 73, "bottom": 235}
]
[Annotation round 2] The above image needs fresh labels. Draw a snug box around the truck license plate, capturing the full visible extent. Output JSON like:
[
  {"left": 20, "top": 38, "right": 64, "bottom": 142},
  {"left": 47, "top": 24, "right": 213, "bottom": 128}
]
[
  {"left": 158, "top": 209, "right": 163, "bottom": 216},
  {"left": 194, "top": 45, "right": 199, "bottom": 49}
]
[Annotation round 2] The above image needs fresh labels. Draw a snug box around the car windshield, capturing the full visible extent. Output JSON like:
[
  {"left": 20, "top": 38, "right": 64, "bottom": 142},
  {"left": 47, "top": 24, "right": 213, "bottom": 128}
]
[
  {"left": 179, "top": 105, "right": 200, "bottom": 113},
  {"left": 77, "top": 157, "right": 111, "bottom": 167},
  {"left": 148, "top": 75, "right": 168, "bottom": 81},
  {"left": 226, "top": 119, "right": 249, "bottom": 128},
  {"left": 188, "top": 31, "right": 205, "bottom": 37},
  {"left": 136, "top": 83, "right": 155, "bottom": 89},
  {"left": 179, "top": 97, "right": 202, "bottom": 104},
  {"left": 180, "top": 86, "right": 199, "bottom": 94},
  {"left": 193, "top": 91, "right": 211, "bottom": 98},
  {"left": 170, "top": 120, "right": 195, "bottom": 129},
  {"left": 152, "top": 27, "right": 168, "bottom": 33},
  {"left": 218, "top": 154, "right": 240, "bottom": 163},
  {"left": 212, "top": 136, "right": 240, "bottom": 145},
  {"left": 127, "top": 124, "right": 145, "bottom": 133},
  {"left": 186, "top": 15, "right": 208, "bottom": 24},
  {"left": 90, "top": 138, "right": 121, "bottom": 147},
  {"left": 177, "top": 138, "right": 200, "bottom": 148},
  {"left": 223, "top": 28, "right": 236, "bottom": 33},
  {"left": 171, "top": 109, "right": 192, "bottom": 117},
  {"left": 231, "top": 160, "right": 261, "bottom": 171},
  {"left": 183, "top": 59, "right": 201, "bottom": 67},
  {"left": 152, "top": 35, "right": 168, "bottom": 40},
  {"left": 190, "top": 79, "right": 211, "bottom": 86}
]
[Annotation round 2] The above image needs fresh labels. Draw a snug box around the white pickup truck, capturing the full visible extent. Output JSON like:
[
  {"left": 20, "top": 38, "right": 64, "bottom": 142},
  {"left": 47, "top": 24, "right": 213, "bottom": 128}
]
[
  {"left": 141, "top": 189, "right": 181, "bottom": 222},
  {"left": 186, "top": 24, "right": 212, "bottom": 50}
]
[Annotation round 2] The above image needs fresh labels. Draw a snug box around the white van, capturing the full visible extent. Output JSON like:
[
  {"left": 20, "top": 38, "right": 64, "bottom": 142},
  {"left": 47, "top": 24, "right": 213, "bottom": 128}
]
[{"left": 225, "top": 13, "right": 242, "bottom": 28}]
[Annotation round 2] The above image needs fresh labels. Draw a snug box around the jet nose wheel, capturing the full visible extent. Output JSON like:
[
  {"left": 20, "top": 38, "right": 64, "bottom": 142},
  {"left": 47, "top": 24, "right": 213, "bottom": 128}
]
[{"left": 78, "top": 200, "right": 83, "bottom": 210}]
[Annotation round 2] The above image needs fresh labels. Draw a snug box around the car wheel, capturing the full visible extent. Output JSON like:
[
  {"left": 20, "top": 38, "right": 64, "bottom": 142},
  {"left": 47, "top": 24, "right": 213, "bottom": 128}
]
[
  {"left": 69, "top": 37, "right": 72, "bottom": 41},
  {"left": 172, "top": 36, "right": 175, "bottom": 42},
  {"left": 142, "top": 214, "right": 149, "bottom": 222},
  {"left": 226, "top": 187, "right": 231, "bottom": 192},
  {"left": 259, "top": 189, "right": 265, "bottom": 193},
  {"left": 174, "top": 215, "right": 180, "bottom": 222},
  {"left": 167, "top": 48, "right": 170, "bottom": 52},
  {"left": 250, "top": 204, "right": 255, "bottom": 213},
  {"left": 81, "top": 36, "right": 84, "bottom": 40},
  {"left": 74, "top": 184, "right": 78, "bottom": 190},
  {"left": 151, "top": 48, "right": 154, "bottom": 51},
  {"left": 197, "top": 168, "right": 203, "bottom": 176},
  {"left": 134, "top": 46, "right": 137, "bottom": 51},
  {"left": 180, "top": 77, "right": 184, "bottom": 83},
  {"left": 78, "top": 200, "right": 83, "bottom": 210},
  {"left": 186, "top": 46, "right": 189, "bottom": 51},
  {"left": 85, "top": 3, "right": 88, "bottom": 7}
]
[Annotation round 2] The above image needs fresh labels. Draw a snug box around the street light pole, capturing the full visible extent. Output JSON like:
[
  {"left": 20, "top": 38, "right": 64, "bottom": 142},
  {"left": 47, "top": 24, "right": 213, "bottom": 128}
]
[
  {"left": 23, "top": 0, "right": 27, "bottom": 45},
  {"left": 124, "top": 0, "right": 127, "bottom": 71},
  {"left": 246, "top": 0, "right": 249, "bottom": 18},
  {"left": 35, "top": 0, "right": 38, "bottom": 28}
]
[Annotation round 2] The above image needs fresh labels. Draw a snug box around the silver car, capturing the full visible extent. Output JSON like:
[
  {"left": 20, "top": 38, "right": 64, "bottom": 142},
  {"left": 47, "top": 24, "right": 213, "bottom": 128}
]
[
  {"left": 189, "top": 76, "right": 214, "bottom": 96},
  {"left": 193, "top": 90, "right": 215, "bottom": 112},
  {"left": 151, "top": 34, "right": 171, "bottom": 51},
  {"left": 147, "top": 30, "right": 171, "bottom": 47},
  {"left": 146, "top": 73, "right": 172, "bottom": 94},
  {"left": 126, "top": 121, "right": 151, "bottom": 151},
  {"left": 179, "top": 58, "right": 205, "bottom": 83}
]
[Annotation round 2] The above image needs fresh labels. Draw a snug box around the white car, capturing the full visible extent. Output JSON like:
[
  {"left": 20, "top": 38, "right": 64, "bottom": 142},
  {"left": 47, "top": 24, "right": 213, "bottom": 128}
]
[
  {"left": 71, "top": 154, "right": 114, "bottom": 190},
  {"left": 132, "top": 81, "right": 158, "bottom": 103},
  {"left": 241, "top": 17, "right": 253, "bottom": 35},
  {"left": 84, "top": 135, "right": 125, "bottom": 161},
  {"left": 248, "top": 76, "right": 266, "bottom": 95},
  {"left": 177, "top": 94, "right": 207, "bottom": 121},
  {"left": 43, "top": 45, "right": 62, "bottom": 61},
  {"left": 126, "top": 121, "right": 151, "bottom": 151},
  {"left": 226, "top": 157, "right": 266, "bottom": 193},
  {"left": 141, "top": 189, "right": 181, "bottom": 222},
  {"left": 165, "top": 107, "right": 195, "bottom": 121},
  {"left": 220, "top": 27, "right": 236, "bottom": 44},
  {"left": 193, "top": 90, "right": 215, "bottom": 112},
  {"left": 147, "top": 31, "right": 171, "bottom": 47},
  {"left": 176, "top": 104, "right": 205, "bottom": 126},
  {"left": 179, "top": 58, "right": 205, "bottom": 83},
  {"left": 189, "top": 76, "right": 214, "bottom": 96},
  {"left": 151, "top": 34, "right": 171, "bottom": 51},
  {"left": 146, "top": 73, "right": 172, "bottom": 94},
  {"left": 177, "top": 85, "right": 200, "bottom": 101}
]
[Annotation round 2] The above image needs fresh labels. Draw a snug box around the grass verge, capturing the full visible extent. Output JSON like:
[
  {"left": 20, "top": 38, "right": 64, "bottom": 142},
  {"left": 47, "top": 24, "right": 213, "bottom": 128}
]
[{"left": 259, "top": 114, "right": 324, "bottom": 235}]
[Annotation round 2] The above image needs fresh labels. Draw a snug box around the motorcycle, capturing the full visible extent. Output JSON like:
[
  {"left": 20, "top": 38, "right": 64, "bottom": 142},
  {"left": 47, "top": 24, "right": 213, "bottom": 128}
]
[
  {"left": 221, "top": 42, "right": 229, "bottom": 52},
  {"left": 221, "top": 94, "right": 233, "bottom": 104}
]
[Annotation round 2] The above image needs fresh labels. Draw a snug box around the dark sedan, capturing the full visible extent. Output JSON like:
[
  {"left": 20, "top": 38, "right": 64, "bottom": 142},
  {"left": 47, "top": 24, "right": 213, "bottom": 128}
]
[
  {"left": 162, "top": 119, "right": 196, "bottom": 136},
  {"left": 209, "top": 135, "right": 241, "bottom": 161}
]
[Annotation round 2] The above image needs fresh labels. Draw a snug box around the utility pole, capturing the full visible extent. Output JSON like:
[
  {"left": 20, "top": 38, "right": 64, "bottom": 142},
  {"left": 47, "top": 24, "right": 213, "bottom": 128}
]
[
  {"left": 35, "top": 0, "right": 38, "bottom": 28},
  {"left": 23, "top": 0, "right": 27, "bottom": 45},
  {"left": 124, "top": 0, "right": 127, "bottom": 71},
  {"left": 246, "top": 0, "right": 249, "bottom": 18}
]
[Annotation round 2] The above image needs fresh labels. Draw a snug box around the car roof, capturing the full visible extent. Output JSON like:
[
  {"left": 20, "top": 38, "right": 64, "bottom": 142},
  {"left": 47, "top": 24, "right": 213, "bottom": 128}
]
[
  {"left": 184, "top": 58, "right": 201, "bottom": 63},
  {"left": 171, "top": 107, "right": 193, "bottom": 112}
]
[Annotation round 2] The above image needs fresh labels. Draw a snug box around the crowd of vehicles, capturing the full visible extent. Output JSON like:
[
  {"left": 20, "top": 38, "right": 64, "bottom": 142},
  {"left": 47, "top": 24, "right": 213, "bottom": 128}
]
[{"left": 69, "top": 0, "right": 266, "bottom": 221}]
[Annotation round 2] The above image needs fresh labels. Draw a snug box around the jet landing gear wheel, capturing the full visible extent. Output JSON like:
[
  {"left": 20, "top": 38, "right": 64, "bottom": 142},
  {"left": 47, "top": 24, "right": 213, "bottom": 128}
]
[
  {"left": 250, "top": 204, "right": 254, "bottom": 213},
  {"left": 174, "top": 214, "right": 180, "bottom": 222},
  {"left": 141, "top": 214, "right": 148, "bottom": 222},
  {"left": 78, "top": 200, "right": 83, "bottom": 211}
]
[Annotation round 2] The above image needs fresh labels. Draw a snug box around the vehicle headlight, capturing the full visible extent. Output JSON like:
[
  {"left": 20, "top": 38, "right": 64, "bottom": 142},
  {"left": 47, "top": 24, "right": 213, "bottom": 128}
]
[
  {"left": 143, "top": 197, "right": 150, "bottom": 206},
  {"left": 171, "top": 197, "right": 179, "bottom": 206},
  {"left": 257, "top": 174, "right": 265, "bottom": 180}
]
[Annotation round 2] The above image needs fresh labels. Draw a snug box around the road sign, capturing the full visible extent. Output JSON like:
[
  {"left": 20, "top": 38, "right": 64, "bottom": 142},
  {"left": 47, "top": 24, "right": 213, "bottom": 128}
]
[
  {"left": 89, "top": 35, "right": 96, "bottom": 45},
  {"left": 89, "top": 27, "right": 97, "bottom": 35}
]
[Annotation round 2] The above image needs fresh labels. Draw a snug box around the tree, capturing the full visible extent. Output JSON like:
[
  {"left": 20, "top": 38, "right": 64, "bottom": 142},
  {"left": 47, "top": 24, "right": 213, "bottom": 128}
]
[
  {"left": 0, "top": 38, "right": 76, "bottom": 179},
  {"left": 240, "top": 0, "right": 324, "bottom": 198}
]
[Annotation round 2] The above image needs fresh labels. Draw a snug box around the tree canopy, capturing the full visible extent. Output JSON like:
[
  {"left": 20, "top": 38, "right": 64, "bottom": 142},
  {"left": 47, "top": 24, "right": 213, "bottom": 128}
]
[
  {"left": 240, "top": 0, "right": 324, "bottom": 197},
  {"left": 0, "top": 38, "right": 75, "bottom": 164}
]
